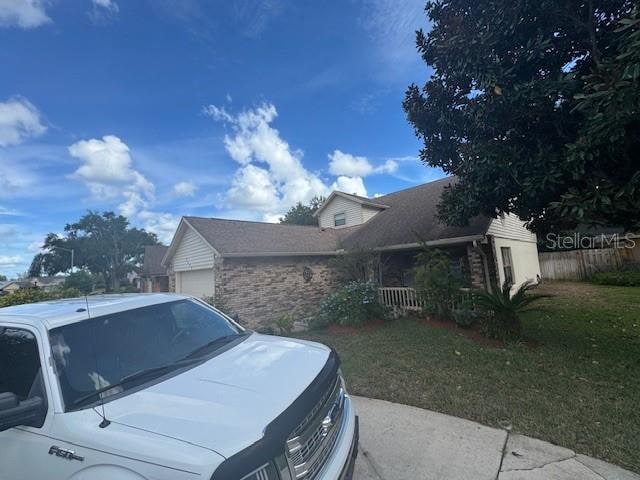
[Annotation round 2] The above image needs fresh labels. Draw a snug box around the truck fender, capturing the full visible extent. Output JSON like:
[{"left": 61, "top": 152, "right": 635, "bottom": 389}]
[{"left": 68, "top": 465, "right": 148, "bottom": 480}]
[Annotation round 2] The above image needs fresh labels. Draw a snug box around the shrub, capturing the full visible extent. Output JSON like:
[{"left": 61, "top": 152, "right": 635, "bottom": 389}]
[
  {"left": 414, "top": 248, "right": 465, "bottom": 318},
  {"left": 274, "top": 314, "right": 295, "bottom": 335},
  {"left": 474, "top": 280, "right": 546, "bottom": 341},
  {"left": 315, "top": 281, "right": 387, "bottom": 327},
  {"left": 590, "top": 269, "right": 640, "bottom": 287},
  {"left": 328, "top": 248, "right": 383, "bottom": 284},
  {"left": 0, "top": 287, "right": 81, "bottom": 308}
]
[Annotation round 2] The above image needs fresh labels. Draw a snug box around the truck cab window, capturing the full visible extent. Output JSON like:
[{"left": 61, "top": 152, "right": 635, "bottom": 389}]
[{"left": 0, "top": 328, "right": 43, "bottom": 401}]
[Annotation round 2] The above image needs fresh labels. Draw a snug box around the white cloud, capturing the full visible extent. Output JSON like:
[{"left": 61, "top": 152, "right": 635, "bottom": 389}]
[
  {"left": 205, "top": 102, "right": 338, "bottom": 221},
  {"left": 0, "top": 96, "right": 47, "bottom": 146},
  {"left": 89, "top": 0, "right": 119, "bottom": 22},
  {"left": 0, "top": 0, "right": 51, "bottom": 28},
  {"left": 328, "top": 150, "right": 373, "bottom": 177},
  {"left": 173, "top": 181, "right": 197, "bottom": 197},
  {"left": 358, "top": 0, "right": 428, "bottom": 79},
  {"left": 0, "top": 254, "right": 22, "bottom": 267},
  {"left": 332, "top": 176, "right": 367, "bottom": 197},
  {"left": 328, "top": 150, "right": 398, "bottom": 177},
  {"left": 226, "top": 164, "right": 279, "bottom": 211},
  {"left": 69, "top": 135, "right": 179, "bottom": 243}
]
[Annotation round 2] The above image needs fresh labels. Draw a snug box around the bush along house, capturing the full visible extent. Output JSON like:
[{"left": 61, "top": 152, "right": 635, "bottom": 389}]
[{"left": 160, "top": 177, "right": 541, "bottom": 328}]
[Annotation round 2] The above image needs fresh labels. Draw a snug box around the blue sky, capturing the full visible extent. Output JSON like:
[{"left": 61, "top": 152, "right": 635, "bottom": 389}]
[{"left": 0, "top": 0, "right": 441, "bottom": 278}]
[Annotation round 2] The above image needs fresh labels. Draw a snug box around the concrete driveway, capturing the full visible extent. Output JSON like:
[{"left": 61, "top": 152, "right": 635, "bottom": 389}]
[{"left": 352, "top": 396, "right": 639, "bottom": 480}]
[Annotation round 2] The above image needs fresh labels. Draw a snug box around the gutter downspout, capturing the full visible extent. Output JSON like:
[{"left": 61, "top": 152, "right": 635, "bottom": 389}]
[{"left": 473, "top": 239, "right": 492, "bottom": 293}]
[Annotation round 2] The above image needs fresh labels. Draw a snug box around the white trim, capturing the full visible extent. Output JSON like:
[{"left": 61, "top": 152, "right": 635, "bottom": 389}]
[
  {"left": 372, "top": 234, "right": 486, "bottom": 252},
  {"left": 162, "top": 218, "right": 220, "bottom": 267},
  {"left": 222, "top": 251, "right": 338, "bottom": 258},
  {"left": 314, "top": 191, "right": 389, "bottom": 217}
]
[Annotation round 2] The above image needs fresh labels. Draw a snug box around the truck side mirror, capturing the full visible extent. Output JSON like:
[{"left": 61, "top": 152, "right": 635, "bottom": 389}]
[{"left": 0, "top": 392, "right": 46, "bottom": 432}]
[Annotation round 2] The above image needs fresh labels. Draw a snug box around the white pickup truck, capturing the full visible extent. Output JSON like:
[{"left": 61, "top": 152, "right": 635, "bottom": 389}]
[{"left": 0, "top": 294, "right": 358, "bottom": 480}]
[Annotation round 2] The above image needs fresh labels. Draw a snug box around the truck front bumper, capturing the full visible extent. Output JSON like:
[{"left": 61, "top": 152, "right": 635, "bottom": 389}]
[{"left": 316, "top": 394, "right": 359, "bottom": 480}]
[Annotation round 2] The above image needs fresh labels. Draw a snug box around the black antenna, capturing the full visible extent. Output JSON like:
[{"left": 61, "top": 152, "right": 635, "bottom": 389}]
[{"left": 85, "top": 295, "right": 111, "bottom": 428}]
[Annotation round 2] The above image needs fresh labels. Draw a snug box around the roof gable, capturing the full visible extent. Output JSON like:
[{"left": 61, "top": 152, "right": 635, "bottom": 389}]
[
  {"left": 314, "top": 191, "right": 389, "bottom": 217},
  {"left": 340, "top": 177, "right": 492, "bottom": 250}
]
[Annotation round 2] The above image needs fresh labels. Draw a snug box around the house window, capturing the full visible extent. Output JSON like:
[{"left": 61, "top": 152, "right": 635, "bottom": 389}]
[
  {"left": 334, "top": 212, "right": 346, "bottom": 227},
  {"left": 501, "top": 247, "right": 514, "bottom": 286}
]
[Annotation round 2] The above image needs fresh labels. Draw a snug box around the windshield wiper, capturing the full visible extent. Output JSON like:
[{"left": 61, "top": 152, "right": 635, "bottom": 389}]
[
  {"left": 72, "top": 357, "right": 202, "bottom": 408},
  {"left": 182, "top": 333, "right": 245, "bottom": 360}
]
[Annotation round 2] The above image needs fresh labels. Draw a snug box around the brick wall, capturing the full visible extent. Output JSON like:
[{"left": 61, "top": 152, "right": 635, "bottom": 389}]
[
  {"left": 466, "top": 242, "right": 498, "bottom": 289},
  {"left": 216, "top": 256, "right": 340, "bottom": 328}
]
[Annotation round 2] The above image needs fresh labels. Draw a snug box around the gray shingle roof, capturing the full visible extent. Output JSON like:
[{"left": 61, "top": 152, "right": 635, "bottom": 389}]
[
  {"left": 340, "top": 177, "right": 491, "bottom": 250},
  {"left": 184, "top": 217, "right": 345, "bottom": 255},
  {"left": 142, "top": 245, "right": 169, "bottom": 276},
  {"left": 180, "top": 177, "right": 492, "bottom": 257}
]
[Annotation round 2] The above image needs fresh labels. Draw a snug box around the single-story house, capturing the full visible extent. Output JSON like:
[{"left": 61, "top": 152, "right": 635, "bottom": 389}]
[
  {"left": 0, "top": 281, "right": 37, "bottom": 296},
  {"left": 140, "top": 245, "right": 169, "bottom": 293},
  {"left": 162, "top": 177, "right": 541, "bottom": 327},
  {"left": 29, "top": 276, "right": 66, "bottom": 291}
]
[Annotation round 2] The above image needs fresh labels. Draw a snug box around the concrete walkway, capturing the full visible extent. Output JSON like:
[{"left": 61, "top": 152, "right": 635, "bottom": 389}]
[{"left": 352, "top": 396, "right": 639, "bottom": 480}]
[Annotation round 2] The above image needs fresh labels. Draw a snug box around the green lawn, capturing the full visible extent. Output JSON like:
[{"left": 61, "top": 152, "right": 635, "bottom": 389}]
[{"left": 296, "top": 282, "right": 640, "bottom": 473}]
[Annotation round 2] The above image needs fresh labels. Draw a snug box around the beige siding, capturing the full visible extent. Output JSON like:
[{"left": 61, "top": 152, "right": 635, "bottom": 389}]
[
  {"left": 361, "top": 205, "right": 381, "bottom": 223},
  {"left": 487, "top": 213, "right": 537, "bottom": 243},
  {"left": 172, "top": 227, "right": 215, "bottom": 272},
  {"left": 318, "top": 196, "right": 364, "bottom": 228},
  {"left": 493, "top": 237, "right": 541, "bottom": 288}
]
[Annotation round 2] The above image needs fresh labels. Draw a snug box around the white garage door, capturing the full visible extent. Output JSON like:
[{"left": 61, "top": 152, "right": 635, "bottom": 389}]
[{"left": 177, "top": 269, "right": 214, "bottom": 299}]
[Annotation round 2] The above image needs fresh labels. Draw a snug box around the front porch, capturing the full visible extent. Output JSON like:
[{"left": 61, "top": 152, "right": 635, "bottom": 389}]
[{"left": 375, "top": 243, "right": 496, "bottom": 311}]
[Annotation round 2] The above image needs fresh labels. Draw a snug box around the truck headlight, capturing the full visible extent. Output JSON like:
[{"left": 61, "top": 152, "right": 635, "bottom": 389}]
[{"left": 240, "top": 463, "right": 278, "bottom": 480}]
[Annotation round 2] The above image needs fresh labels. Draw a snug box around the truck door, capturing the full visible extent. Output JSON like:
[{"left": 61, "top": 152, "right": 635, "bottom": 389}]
[{"left": 0, "top": 325, "right": 84, "bottom": 480}]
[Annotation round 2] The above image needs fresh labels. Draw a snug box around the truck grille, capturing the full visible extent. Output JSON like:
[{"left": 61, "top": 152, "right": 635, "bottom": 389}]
[{"left": 285, "top": 375, "right": 345, "bottom": 479}]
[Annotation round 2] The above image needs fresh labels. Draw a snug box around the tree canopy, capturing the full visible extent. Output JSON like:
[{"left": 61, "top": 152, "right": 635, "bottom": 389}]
[
  {"left": 29, "top": 211, "right": 158, "bottom": 291},
  {"left": 279, "top": 196, "right": 325, "bottom": 226},
  {"left": 404, "top": 0, "right": 640, "bottom": 233}
]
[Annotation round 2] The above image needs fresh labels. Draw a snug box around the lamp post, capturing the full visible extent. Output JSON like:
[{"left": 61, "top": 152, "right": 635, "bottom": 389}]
[{"left": 50, "top": 246, "right": 74, "bottom": 272}]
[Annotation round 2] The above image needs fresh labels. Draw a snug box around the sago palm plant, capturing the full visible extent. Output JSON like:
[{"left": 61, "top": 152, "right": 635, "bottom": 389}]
[{"left": 474, "top": 280, "right": 546, "bottom": 341}]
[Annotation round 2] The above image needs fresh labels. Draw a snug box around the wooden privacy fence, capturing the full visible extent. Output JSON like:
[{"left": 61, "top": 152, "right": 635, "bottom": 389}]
[{"left": 539, "top": 248, "right": 622, "bottom": 280}]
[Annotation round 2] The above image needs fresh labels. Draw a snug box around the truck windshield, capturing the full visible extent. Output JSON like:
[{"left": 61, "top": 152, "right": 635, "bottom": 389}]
[{"left": 49, "top": 299, "right": 243, "bottom": 410}]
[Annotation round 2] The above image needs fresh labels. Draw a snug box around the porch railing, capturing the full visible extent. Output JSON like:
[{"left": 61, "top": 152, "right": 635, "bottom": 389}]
[
  {"left": 378, "top": 286, "right": 474, "bottom": 312},
  {"left": 378, "top": 287, "right": 422, "bottom": 311}
]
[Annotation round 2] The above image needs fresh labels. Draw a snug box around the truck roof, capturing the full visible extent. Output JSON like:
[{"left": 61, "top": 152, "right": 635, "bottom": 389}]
[{"left": 0, "top": 293, "right": 191, "bottom": 330}]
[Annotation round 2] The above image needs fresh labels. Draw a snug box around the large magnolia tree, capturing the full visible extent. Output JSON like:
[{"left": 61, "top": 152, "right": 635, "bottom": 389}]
[{"left": 404, "top": 0, "right": 640, "bottom": 233}]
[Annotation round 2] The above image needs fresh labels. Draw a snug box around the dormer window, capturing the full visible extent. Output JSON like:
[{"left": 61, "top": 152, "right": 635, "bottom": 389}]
[{"left": 334, "top": 212, "right": 346, "bottom": 227}]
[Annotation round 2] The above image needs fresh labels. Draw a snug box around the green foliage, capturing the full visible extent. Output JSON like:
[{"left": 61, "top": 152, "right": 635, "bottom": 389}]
[
  {"left": 451, "top": 296, "right": 481, "bottom": 328},
  {"left": 404, "top": 1, "right": 640, "bottom": 233},
  {"left": 315, "top": 281, "right": 387, "bottom": 327},
  {"left": 275, "top": 313, "right": 295, "bottom": 336},
  {"left": 64, "top": 271, "right": 94, "bottom": 294},
  {"left": 474, "top": 281, "right": 546, "bottom": 341},
  {"left": 591, "top": 268, "right": 640, "bottom": 286},
  {"left": 328, "top": 248, "right": 382, "bottom": 284},
  {"left": 0, "top": 287, "right": 81, "bottom": 308},
  {"left": 414, "top": 248, "right": 464, "bottom": 318},
  {"left": 280, "top": 196, "right": 325, "bottom": 226},
  {"left": 0, "top": 274, "right": 6, "bottom": 281},
  {"left": 28, "top": 211, "right": 158, "bottom": 292}
]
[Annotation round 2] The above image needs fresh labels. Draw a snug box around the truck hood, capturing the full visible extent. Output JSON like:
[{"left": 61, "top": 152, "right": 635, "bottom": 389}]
[{"left": 103, "top": 333, "right": 330, "bottom": 458}]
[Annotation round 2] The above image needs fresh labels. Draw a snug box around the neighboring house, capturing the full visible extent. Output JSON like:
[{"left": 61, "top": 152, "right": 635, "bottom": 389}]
[
  {"left": 140, "top": 245, "right": 170, "bottom": 293},
  {"left": 29, "top": 276, "right": 66, "bottom": 291},
  {"left": 163, "top": 177, "right": 541, "bottom": 327},
  {"left": 0, "top": 281, "right": 37, "bottom": 296}
]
